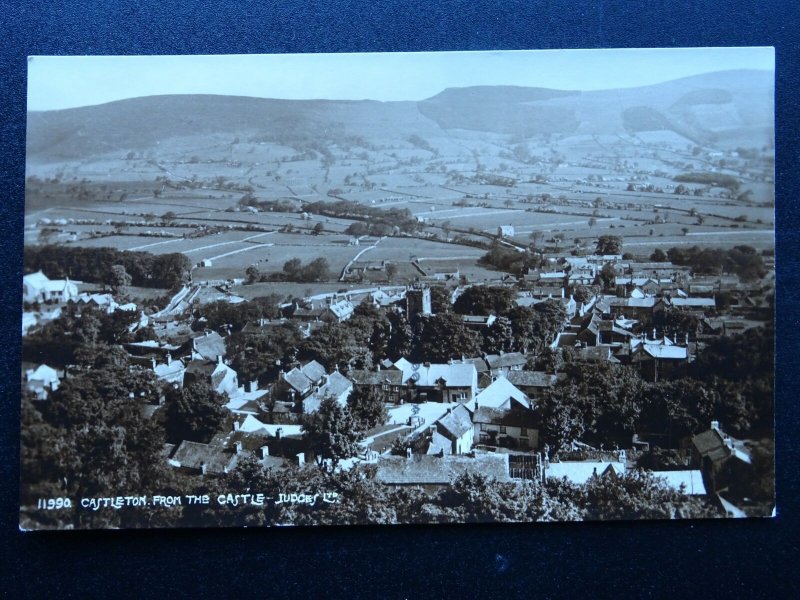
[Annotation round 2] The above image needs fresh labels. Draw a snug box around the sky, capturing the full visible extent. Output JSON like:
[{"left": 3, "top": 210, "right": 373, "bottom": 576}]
[{"left": 27, "top": 47, "right": 774, "bottom": 111}]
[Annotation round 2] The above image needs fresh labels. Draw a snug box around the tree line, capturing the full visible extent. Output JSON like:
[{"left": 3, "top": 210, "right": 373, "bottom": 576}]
[{"left": 25, "top": 245, "right": 192, "bottom": 289}]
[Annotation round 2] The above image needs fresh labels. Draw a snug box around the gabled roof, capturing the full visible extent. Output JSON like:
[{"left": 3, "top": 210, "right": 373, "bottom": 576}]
[
  {"left": 283, "top": 369, "right": 313, "bottom": 394},
  {"left": 505, "top": 371, "right": 563, "bottom": 389},
  {"left": 170, "top": 440, "right": 237, "bottom": 474},
  {"left": 27, "top": 364, "right": 59, "bottom": 382},
  {"left": 316, "top": 371, "right": 352, "bottom": 400},
  {"left": 485, "top": 352, "right": 527, "bottom": 370},
  {"left": 472, "top": 405, "right": 538, "bottom": 429},
  {"left": 393, "top": 359, "right": 477, "bottom": 388},
  {"left": 349, "top": 369, "right": 404, "bottom": 386},
  {"left": 301, "top": 360, "right": 327, "bottom": 383},
  {"left": 435, "top": 405, "right": 473, "bottom": 439},
  {"left": 326, "top": 300, "right": 355, "bottom": 319},
  {"left": 473, "top": 376, "right": 530, "bottom": 410},
  {"left": 192, "top": 331, "right": 227, "bottom": 361},
  {"left": 462, "top": 357, "right": 490, "bottom": 373},
  {"left": 375, "top": 453, "right": 510, "bottom": 485},
  {"left": 23, "top": 270, "right": 50, "bottom": 289},
  {"left": 670, "top": 297, "right": 717, "bottom": 308},
  {"left": 692, "top": 429, "right": 730, "bottom": 463},
  {"left": 545, "top": 461, "right": 625, "bottom": 484}
]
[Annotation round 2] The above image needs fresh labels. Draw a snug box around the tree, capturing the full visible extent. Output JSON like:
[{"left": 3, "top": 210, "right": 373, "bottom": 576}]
[
  {"left": 164, "top": 382, "right": 228, "bottom": 444},
  {"left": 385, "top": 263, "right": 398, "bottom": 281},
  {"left": 301, "top": 396, "right": 362, "bottom": 467},
  {"left": 595, "top": 262, "right": 616, "bottom": 290},
  {"left": 283, "top": 257, "right": 302, "bottom": 279},
  {"left": 540, "top": 386, "right": 585, "bottom": 454},
  {"left": 588, "top": 217, "right": 597, "bottom": 229},
  {"left": 681, "top": 227, "right": 690, "bottom": 236},
  {"left": 650, "top": 248, "right": 668, "bottom": 262},
  {"left": 312, "top": 222, "right": 324, "bottom": 235},
  {"left": 583, "top": 470, "right": 717, "bottom": 520},
  {"left": 412, "top": 312, "right": 481, "bottom": 362},
  {"left": 245, "top": 264, "right": 260, "bottom": 284},
  {"left": 347, "top": 387, "right": 389, "bottom": 432},
  {"left": 595, "top": 235, "right": 623, "bottom": 255},
  {"left": 453, "top": 286, "right": 516, "bottom": 316},
  {"left": 110, "top": 264, "right": 133, "bottom": 296},
  {"left": 482, "top": 316, "right": 516, "bottom": 354}
]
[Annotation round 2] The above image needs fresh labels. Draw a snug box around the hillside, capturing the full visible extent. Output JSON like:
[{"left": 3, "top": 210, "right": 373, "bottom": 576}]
[{"left": 26, "top": 69, "right": 773, "bottom": 163}]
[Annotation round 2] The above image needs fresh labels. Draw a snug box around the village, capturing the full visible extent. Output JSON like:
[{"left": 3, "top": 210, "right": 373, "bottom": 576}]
[{"left": 20, "top": 229, "right": 775, "bottom": 526}]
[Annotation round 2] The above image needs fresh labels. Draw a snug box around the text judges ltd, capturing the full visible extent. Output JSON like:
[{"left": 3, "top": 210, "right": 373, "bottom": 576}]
[{"left": 37, "top": 492, "right": 342, "bottom": 511}]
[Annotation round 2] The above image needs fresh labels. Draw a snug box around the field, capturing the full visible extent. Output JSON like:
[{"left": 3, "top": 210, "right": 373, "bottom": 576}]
[{"left": 25, "top": 108, "right": 774, "bottom": 301}]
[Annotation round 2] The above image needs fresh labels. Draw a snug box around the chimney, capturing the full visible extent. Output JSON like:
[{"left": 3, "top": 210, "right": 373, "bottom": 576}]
[
  {"left": 151, "top": 357, "right": 157, "bottom": 370},
  {"left": 166, "top": 353, "right": 172, "bottom": 366},
  {"left": 200, "top": 462, "right": 207, "bottom": 475},
  {"left": 234, "top": 441, "right": 243, "bottom": 455},
  {"left": 217, "top": 355, "right": 224, "bottom": 365},
  {"left": 261, "top": 446, "right": 269, "bottom": 459},
  {"left": 406, "top": 447, "right": 413, "bottom": 460},
  {"left": 259, "top": 317, "right": 266, "bottom": 326},
  {"left": 233, "top": 420, "right": 240, "bottom": 431},
  {"left": 276, "top": 427, "right": 283, "bottom": 440},
  {"left": 711, "top": 420, "right": 720, "bottom": 431},
  {"left": 296, "top": 452, "right": 305, "bottom": 467}
]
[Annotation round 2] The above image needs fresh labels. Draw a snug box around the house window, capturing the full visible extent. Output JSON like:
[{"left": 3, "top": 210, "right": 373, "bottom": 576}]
[
  {"left": 456, "top": 391, "right": 467, "bottom": 401},
  {"left": 520, "top": 427, "right": 528, "bottom": 437},
  {"left": 500, "top": 425, "right": 507, "bottom": 434}
]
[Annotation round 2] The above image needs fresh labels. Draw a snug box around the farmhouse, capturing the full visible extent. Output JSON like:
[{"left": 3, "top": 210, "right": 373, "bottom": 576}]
[
  {"left": 22, "top": 271, "right": 79, "bottom": 304},
  {"left": 472, "top": 404, "right": 539, "bottom": 450},
  {"left": 390, "top": 358, "right": 478, "bottom": 403},
  {"left": 469, "top": 376, "right": 531, "bottom": 410},
  {"left": 430, "top": 404, "right": 474, "bottom": 455},
  {"left": 497, "top": 225, "right": 515, "bottom": 238},
  {"left": 301, "top": 370, "right": 353, "bottom": 414},
  {"left": 629, "top": 336, "right": 690, "bottom": 382},
  {"left": 349, "top": 368, "right": 404, "bottom": 403},
  {"left": 24, "top": 364, "right": 60, "bottom": 400},
  {"left": 183, "top": 356, "right": 240, "bottom": 397}
]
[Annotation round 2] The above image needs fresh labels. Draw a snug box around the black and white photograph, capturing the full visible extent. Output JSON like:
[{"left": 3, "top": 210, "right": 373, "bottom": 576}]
[{"left": 19, "top": 48, "right": 775, "bottom": 530}]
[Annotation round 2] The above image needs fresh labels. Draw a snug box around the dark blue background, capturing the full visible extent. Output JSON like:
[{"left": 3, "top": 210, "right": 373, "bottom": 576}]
[{"left": 1, "top": 1, "right": 798, "bottom": 597}]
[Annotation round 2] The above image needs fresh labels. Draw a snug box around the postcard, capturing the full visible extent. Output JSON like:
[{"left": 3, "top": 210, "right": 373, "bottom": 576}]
[{"left": 20, "top": 48, "right": 775, "bottom": 530}]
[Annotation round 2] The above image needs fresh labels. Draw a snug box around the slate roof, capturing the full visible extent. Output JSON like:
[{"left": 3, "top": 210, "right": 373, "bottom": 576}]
[
  {"left": 473, "top": 377, "right": 531, "bottom": 410},
  {"left": 393, "top": 359, "right": 477, "bottom": 388},
  {"left": 301, "top": 360, "right": 327, "bottom": 383},
  {"left": 349, "top": 369, "right": 404, "bottom": 386},
  {"left": 283, "top": 369, "right": 313, "bottom": 394},
  {"left": 485, "top": 352, "right": 527, "bottom": 370},
  {"left": 325, "top": 300, "right": 355, "bottom": 320},
  {"left": 170, "top": 440, "right": 237, "bottom": 474},
  {"left": 375, "top": 453, "right": 510, "bottom": 485},
  {"left": 505, "top": 371, "right": 563, "bottom": 389},
  {"left": 670, "top": 298, "right": 717, "bottom": 308},
  {"left": 435, "top": 405, "right": 473, "bottom": 440},
  {"left": 472, "top": 406, "right": 538, "bottom": 429},
  {"left": 462, "top": 357, "right": 490, "bottom": 373},
  {"left": 192, "top": 331, "right": 227, "bottom": 361},
  {"left": 426, "top": 431, "right": 453, "bottom": 455},
  {"left": 692, "top": 429, "right": 731, "bottom": 463}
]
